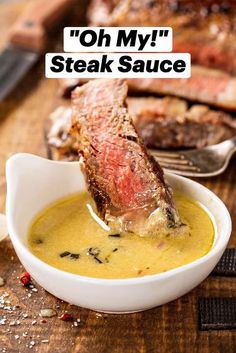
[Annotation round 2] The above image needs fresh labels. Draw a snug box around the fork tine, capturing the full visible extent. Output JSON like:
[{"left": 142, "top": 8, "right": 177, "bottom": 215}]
[
  {"left": 149, "top": 149, "right": 183, "bottom": 159},
  {"left": 162, "top": 168, "right": 201, "bottom": 177},
  {"left": 154, "top": 156, "right": 193, "bottom": 165},
  {"left": 149, "top": 135, "right": 235, "bottom": 177},
  {"left": 158, "top": 161, "right": 200, "bottom": 172},
  {"left": 150, "top": 149, "right": 198, "bottom": 170}
]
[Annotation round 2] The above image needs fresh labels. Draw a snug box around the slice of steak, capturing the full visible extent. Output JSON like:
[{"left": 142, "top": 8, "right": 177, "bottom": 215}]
[
  {"left": 71, "top": 79, "right": 181, "bottom": 236},
  {"left": 128, "top": 97, "right": 236, "bottom": 149},
  {"left": 57, "top": 66, "right": 236, "bottom": 111},
  {"left": 127, "top": 66, "right": 236, "bottom": 111}
]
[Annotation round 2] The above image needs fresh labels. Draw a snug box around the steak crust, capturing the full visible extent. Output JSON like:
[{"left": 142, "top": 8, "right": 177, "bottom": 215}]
[{"left": 71, "top": 79, "right": 181, "bottom": 236}]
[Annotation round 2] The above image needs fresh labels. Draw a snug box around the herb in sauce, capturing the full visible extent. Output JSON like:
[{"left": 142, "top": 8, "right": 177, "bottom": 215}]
[
  {"left": 34, "top": 238, "right": 43, "bottom": 244},
  {"left": 70, "top": 254, "right": 80, "bottom": 260},
  {"left": 87, "top": 247, "right": 100, "bottom": 256},
  {"left": 105, "top": 248, "right": 119, "bottom": 263},
  {"left": 60, "top": 251, "right": 71, "bottom": 258},
  {"left": 108, "top": 234, "right": 121, "bottom": 238},
  {"left": 87, "top": 248, "right": 103, "bottom": 264},
  {"left": 59, "top": 251, "right": 80, "bottom": 260}
]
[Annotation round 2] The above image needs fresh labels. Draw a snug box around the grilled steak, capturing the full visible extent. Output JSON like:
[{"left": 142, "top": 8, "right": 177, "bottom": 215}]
[
  {"left": 129, "top": 97, "right": 236, "bottom": 149},
  {"left": 71, "top": 79, "right": 181, "bottom": 236},
  {"left": 58, "top": 65, "right": 236, "bottom": 111},
  {"left": 127, "top": 66, "right": 236, "bottom": 111},
  {"left": 46, "top": 106, "right": 79, "bottom": 161},
  {"left": 88, "top": 0, "right": 236, "bottom": 74},
  {"left": 47, "top": 96, "right": 236, "bottom": 158}
]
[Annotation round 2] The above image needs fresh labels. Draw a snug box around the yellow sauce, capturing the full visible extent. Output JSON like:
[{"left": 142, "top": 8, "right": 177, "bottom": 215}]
[{"left": 28, "top": 192, "right": 214, "bottom": 279}]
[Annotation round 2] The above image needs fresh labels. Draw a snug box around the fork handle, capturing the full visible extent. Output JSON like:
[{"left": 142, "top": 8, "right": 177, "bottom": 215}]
[{"left": 9, "top": 0, "right": 75, "bottom": 53}]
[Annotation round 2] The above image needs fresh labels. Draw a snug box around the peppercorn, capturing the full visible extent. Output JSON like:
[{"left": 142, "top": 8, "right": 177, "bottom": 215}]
[
  {"left": 40, "top": 319, "right": 47, "bottom": 324},
  {"left": 20, "top": 272, "right": 31, "bottom": 286},
  {"left": 59, "top": 312, "right": 73, "bottom": 321}
]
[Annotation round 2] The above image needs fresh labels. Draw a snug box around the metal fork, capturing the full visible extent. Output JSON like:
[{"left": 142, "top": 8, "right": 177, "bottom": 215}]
[{"left": 149, "top": 136, "right": 236, "bottom": 177}]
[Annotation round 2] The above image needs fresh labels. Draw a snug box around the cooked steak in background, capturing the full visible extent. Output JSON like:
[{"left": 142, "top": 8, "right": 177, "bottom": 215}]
[
  {"left": 129, "top": 97, "right": 236, "bottom": 149},
  {"left": 57, "top": 65, "right": 236, "bottom": 111},
  {"left": 70, "top": 79, "right": 181, "bottom": 236},
  {"left": 127, "top": 66, "right": 236, "bottom": 111},
  {"left": 46, "top": 96, "right": 236, "bottom": 158},
  {"left": 88, "top": 0, "right": 236, "bottom": 74},
  {"left": 46, "top": 106, "right": 78, "bottom": 161}
]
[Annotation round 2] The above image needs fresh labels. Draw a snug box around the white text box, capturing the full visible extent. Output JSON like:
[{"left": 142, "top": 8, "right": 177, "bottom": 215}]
[
  {"left": 64, "top": 27, "right": 173, "bottom": 52},
  {"left": 46, "top": 53, "right": 191, "bottom": 79}
]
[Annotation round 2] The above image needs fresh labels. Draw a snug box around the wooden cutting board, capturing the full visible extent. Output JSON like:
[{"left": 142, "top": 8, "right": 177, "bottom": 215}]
[{"left": 0, "top": 1, "right": 235, "bottom": 353}]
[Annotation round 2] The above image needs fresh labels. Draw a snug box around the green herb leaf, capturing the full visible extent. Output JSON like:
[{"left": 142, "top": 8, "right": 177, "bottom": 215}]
[
  {"left": 60, "top": 251, "right": 71, "bottom": 258},
  {"left": 70, "top": 253, "right": 80, "bottom": 260},
  {"left": 87, "top": 248, "right": 103, "bottom": 264}
]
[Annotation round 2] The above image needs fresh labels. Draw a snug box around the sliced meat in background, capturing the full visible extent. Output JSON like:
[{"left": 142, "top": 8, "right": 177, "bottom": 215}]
[
  {"left": 127, "top": 66, "right": 236, "bottom": 111},
  {"left": 57, "top": 66, "right": 236, "bottom": 111},
  {"left": 128, "top": 97, "right": 236, "bottom": 149},
  {"left": 88, "top": 0, "right": 236, "bottom": 74},
  {"left": 46, "top": 96, "right": 236, "bottom": 159}
]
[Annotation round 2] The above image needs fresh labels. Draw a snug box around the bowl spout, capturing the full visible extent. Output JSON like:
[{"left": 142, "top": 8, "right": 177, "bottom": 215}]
[{"left": 6, "top": 153, "right": 85, "bottom": 243}]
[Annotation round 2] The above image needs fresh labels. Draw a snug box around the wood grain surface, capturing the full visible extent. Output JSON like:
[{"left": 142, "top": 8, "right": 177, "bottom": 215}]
[{"left": 0, "top": 1, "right": 235, "bottom": 353}]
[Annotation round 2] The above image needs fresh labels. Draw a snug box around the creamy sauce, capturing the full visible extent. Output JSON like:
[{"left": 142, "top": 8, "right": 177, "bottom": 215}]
[{"left": 28, "top": 192, "right": 214, "bottom": 279}]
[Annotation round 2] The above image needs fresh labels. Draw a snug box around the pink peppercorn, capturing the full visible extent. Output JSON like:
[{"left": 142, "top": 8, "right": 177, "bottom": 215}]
[
  {"left": 59, "top": 313, "right": 73, "bottom": 321},
  {"left": 20, "top": 272, "right": 31, "bottom": 286}
]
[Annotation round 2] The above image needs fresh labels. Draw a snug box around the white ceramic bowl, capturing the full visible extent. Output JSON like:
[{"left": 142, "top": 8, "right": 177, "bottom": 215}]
[{"left": 6, "top": 153, "right": 231, "bottom": 313}]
